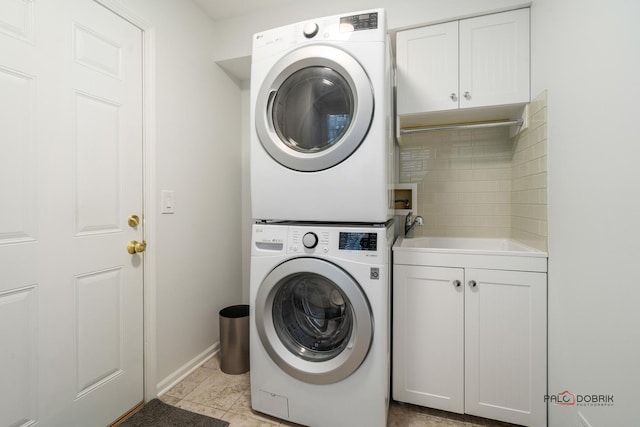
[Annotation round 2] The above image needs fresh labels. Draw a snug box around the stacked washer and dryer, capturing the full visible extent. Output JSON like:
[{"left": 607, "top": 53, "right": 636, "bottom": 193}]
[{"left": 249, "top": 9, "right": 394, "bottom": 427}]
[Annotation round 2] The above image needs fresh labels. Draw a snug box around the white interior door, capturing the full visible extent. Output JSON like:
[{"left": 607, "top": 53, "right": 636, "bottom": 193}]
[{"left": 0, "top": 1, "right": 144, "bottom": 425}]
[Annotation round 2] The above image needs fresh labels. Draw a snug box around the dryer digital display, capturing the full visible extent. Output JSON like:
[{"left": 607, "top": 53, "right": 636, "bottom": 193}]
[
  {"left": 340, "top": 12, "right": 378, "bottom": 32},
  {"left": 339, "top": 232, "right": 378, "bottom": 251}
]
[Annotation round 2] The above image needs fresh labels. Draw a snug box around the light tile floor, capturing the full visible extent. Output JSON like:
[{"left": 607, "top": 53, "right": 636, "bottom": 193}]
[{"left": 159, "top": 355, "right": 517, "bottom": 427}]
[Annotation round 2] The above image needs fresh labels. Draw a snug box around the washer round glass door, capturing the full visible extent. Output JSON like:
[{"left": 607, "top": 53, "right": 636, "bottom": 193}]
[
  {"left": 255, "top": 257, "right": 373, "bottom": 384},
  {"left": 255, "top": 45, "right": 374, "bottom": 172}
]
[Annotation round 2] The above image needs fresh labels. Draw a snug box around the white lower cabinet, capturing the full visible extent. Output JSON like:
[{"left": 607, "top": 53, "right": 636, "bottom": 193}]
[
  {"left": 393, "top": 264, "right": 547, "bottom": 426},
  {"left": 393, "top": 265, "right": 465, "bottom": 413}
]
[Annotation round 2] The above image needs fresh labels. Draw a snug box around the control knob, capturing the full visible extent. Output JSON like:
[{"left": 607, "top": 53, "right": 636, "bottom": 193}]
[
  {"left": 303, "top": 22, "right": 319, "bottom": 38},
  {"left": 302, "top": 232, "right": 319, "bottom": 249}
]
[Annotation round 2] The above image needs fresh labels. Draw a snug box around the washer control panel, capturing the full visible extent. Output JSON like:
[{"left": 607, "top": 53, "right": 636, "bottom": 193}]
[
  {"left": 252, "top": 223, "right": 391, "bottom": 262},
  {"left": 287, "top": 225, "right": 385, "bottom": 259}
]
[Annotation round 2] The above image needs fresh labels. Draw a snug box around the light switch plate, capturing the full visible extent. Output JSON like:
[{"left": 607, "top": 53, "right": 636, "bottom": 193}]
[{"left": 161, "top": 190, "right": 175, "bottom": 214}]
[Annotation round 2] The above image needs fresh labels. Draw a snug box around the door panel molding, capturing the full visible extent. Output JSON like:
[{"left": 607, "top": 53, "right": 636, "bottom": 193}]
[
  {"left": 0, "top": 0, "right": 35, "bottom": 44},
  {"left": 0, "top": 285, "right": 38, "bottom": 427}
]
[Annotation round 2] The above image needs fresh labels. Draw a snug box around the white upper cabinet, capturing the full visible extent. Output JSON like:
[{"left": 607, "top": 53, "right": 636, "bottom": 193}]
[
  {"left": 396, "top": 21, "right": 459, "bottom": 114},
  {"left": 396, "top": 8, "right": 530, "bottom": 116},
  {"left": 459, "top": 9, "right": 530, "bottom": 109}
]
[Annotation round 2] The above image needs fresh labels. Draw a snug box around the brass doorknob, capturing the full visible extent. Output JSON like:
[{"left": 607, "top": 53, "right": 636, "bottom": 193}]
[
  {"left": 128, "top": 215, "right": 140, "bottom": 228},
  {"left": 127, "top": 240, "right": 147, "bottom": 254}
]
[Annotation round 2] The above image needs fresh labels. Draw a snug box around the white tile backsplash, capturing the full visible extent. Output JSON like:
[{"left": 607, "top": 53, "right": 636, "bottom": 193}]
[
  {"left": 400, "top": 127, "right": 513, "bottom": 238},
  {"left": 398, "top": 91, "right": 548, "bottom": 250},
  {"left": 511, "top": 91, "right": 548, "bottom": 251}
]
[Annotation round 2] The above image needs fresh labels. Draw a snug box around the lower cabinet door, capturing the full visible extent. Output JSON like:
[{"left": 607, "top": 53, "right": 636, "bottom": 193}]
[
  {"left": 464, "top": 268, "right": 547, "bottom": 427},
  {"left": 392, "top": 265, "right": 464, "bottom": 413}
]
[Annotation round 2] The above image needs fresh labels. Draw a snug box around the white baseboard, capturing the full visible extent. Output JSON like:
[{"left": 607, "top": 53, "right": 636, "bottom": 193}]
[{"left": 156, "top": 341, "right": 220, "bottom": 397}]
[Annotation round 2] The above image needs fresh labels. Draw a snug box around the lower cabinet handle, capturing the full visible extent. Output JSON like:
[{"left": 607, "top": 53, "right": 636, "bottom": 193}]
[
  {"left": 468, "top": 280, "right": 477, "bottom": 288},
  {"left": 453, "top": 280, "right": 461, "bottom": 288}
]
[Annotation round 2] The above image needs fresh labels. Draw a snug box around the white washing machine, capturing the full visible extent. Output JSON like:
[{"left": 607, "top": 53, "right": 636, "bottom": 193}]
[
  {"left": 250, "top": 9, "right": 394, "bottom": 223},
  {"left": 250, "top": 222, "right": 392, "bottom": 427}
]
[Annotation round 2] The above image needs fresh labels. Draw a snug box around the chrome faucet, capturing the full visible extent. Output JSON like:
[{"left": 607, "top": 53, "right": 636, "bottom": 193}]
[{"left": 404, "top": 211, "right": 423, "bottom": 237}]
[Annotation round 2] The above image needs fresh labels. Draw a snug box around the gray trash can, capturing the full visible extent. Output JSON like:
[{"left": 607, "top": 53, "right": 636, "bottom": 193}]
[{"left": 219, "top": 304, "right": 250, "bottom": 374}]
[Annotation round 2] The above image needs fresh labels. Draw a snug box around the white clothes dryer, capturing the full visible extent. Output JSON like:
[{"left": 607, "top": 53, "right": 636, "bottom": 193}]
[
  {"left": 250, "top": 222, "right": 392, "bottom": 427},
  {"left": 250, "top": 9, "right": 394, "bottom": 223}
]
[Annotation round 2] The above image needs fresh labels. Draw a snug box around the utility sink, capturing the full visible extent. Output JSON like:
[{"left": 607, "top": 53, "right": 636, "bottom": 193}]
[
  {"left": 397, "top": 237, "right": 543, "bottom": 254},
  {"left": 393, "top": 236, "right": 547, "bottom": 271}
]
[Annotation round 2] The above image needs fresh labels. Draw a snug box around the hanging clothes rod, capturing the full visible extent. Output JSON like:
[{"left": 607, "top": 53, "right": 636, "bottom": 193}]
[{"left": 400, "top": 118, "right": 524, "bottom": 135}]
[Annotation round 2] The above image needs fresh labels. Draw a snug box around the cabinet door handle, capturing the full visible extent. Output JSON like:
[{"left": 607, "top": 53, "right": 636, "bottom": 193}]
[
  {"left": 453, "top": 280, "right": 461, "bottom": 288},
  {"left": 450, "top": 93, "right": 458, "bottom": 102},
  {"left": 468, "top": 280, "right": 477, "bottom": 288},
  {"left": 463, "top": 91, "right": 471, "bottom": 100}
]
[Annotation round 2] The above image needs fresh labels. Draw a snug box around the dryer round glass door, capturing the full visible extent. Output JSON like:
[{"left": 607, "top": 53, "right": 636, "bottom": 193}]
[
  {"left": 272, "top": 66, "right": 353, "bottom": 154},
  {"left": 255, "top": 45, "right": 374, "bottom": 172},
  {"left": 255, "top": 257, "right": 373, "bottom": 384}
]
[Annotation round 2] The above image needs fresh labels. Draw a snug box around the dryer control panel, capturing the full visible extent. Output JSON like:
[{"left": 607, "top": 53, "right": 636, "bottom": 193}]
[{"left": 251, "top": 8, "right": 386, "bottom": 60}]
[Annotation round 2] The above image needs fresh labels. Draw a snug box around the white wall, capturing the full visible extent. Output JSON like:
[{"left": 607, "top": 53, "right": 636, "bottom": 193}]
[
  {"left": 531, "top": 1, "right": 640, "bottom": 425},
  {"left": 125, "top": 0, "right": 243, "bottom": 390}
]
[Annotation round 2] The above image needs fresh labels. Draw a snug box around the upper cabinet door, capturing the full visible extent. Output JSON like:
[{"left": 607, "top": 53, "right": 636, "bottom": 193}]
[
  {"left": 396, "top": 21, "right": 459, "bottom": 115},
  {"left": 459, "top": 8, "right": 530, "bottom": 109}
]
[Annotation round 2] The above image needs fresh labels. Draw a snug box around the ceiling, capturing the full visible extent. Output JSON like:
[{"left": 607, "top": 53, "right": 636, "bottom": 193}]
[{"left": 192, "top": 0, "right": 296, "bottom": 21}]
